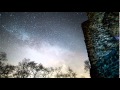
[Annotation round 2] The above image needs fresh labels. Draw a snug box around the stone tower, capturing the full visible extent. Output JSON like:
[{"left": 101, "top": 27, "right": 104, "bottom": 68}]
[{"left": 82, "top": 12, "right": 119, "bottom": 78}]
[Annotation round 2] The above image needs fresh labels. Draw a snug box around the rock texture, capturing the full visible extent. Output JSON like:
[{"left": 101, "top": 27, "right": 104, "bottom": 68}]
[{"left": 82, "top": 12, "right": 119, "bottom": 78}]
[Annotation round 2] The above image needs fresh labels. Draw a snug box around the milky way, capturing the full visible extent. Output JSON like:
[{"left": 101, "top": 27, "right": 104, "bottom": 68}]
[{"left": 0, "top": 12, "right": 89, "bottom": 77}]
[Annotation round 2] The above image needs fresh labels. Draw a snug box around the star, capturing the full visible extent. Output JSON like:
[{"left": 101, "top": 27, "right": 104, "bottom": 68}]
[{"left": 0, "top": 12, "right": 89, "bottom": 77}]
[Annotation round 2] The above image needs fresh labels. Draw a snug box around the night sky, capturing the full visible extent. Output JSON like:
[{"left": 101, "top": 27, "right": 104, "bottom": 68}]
[{"left": 0, "top": 12, "right": 89, "bottom": 77}]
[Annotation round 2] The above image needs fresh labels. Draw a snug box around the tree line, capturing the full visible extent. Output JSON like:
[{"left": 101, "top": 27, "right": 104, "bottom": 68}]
[{"left": 0, "top": 52, "right": 90, "bottom": 78}]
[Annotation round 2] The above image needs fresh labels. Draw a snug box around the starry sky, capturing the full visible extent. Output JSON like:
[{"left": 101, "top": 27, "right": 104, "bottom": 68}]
[{"left": 0, "top": 12, "right": 89, "bottom": 77}]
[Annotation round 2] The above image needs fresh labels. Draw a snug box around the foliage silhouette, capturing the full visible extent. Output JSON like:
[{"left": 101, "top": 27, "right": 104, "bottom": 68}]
[
  {"left": 84, "top": 60, "right": 91, "bottom": 72},
  {"left": 0, "top": 52, "right": 88, "bottom": 78},
  {"left": 0, "top": 52, "right": 7, "bottom": 61},
  {"left": 0, "top": 52, "right": 14, "bottom": 78}
]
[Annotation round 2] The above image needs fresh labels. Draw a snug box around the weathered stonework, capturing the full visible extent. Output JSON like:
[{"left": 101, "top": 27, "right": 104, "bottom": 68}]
[{"left": 82, "top": 12, "right": 119, "bottom": 78}]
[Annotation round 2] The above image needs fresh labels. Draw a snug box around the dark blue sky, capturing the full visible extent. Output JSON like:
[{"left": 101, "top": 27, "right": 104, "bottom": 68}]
[{"left": 0, "top": 12, "right": 89, "bottom": 77}]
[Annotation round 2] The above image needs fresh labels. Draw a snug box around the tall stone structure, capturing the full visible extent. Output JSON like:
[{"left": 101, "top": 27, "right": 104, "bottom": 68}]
[{"left": 82, "top": 12, "right": 119, "bottom": 78}]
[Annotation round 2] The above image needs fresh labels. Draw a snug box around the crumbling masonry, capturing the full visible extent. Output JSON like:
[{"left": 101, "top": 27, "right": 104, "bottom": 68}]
[{"left": 82, "top": 12, "right": 119, "bottom": 78}]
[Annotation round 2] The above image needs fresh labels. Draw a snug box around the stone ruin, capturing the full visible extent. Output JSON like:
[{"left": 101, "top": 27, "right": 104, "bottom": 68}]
[{"left": 82, "top": 12, "right": 119, "bottom": 78}]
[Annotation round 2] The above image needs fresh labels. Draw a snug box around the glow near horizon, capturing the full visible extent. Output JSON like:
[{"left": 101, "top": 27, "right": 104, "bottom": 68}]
[
  {"left": 0, "top": 12, "right": 90, "bottom": 78},
  {"left": 6, "top": 41, "right": 89, "bottom": 77}
]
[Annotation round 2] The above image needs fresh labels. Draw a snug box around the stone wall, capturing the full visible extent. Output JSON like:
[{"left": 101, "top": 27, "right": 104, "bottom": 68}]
[{"left": 82, "top": 12, "right": 119, "bottom": 78}]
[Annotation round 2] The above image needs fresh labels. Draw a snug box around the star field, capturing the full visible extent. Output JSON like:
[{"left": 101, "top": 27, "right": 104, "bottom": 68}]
[{"left": 0, "top": 12, "right": 89, "bottom": 77}]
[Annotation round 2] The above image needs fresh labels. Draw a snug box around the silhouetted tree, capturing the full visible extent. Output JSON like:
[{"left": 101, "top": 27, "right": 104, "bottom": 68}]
[
  {"left": 13, "top": 59, "right": 77, "bottom": 78},
  {"left": 84, "top": 60, "right": 91, "bottom": 72},
  {"left": 67, "top": 67, "right": 77, "bottom": 78},
  {"left": 1, "top": 64, "right": 15, "bottom": 78},
  {"left": 41, "top": 67, "right": 55, "bottom": 78},
  {"left": 27, "top": 61, "right": 44, "bottom": 78},
  {"left": 0, "top": 61, "right": 5, "bottom": 78},
  {"left": 0, "top": 52, "right": 78, "bottom": 78},
  {"left": 0, "top": 52, "right": 15, "bottom": 78},
  {"left": 13, "top": 59, "right": 30, "bottom": 78},
  {"left": 55, "top": 66, "right": 77, "bottom": 78},
  {"left": 0, "top": 52, "right": 7, "bottom": 61}
]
